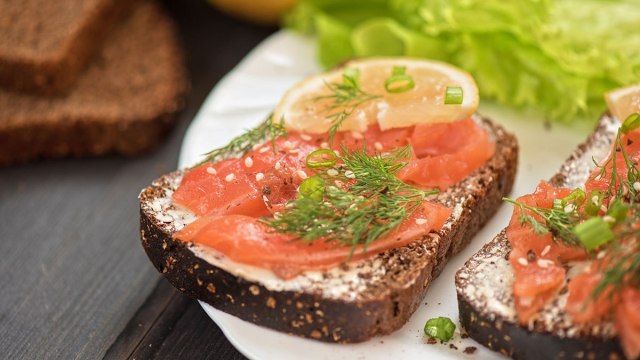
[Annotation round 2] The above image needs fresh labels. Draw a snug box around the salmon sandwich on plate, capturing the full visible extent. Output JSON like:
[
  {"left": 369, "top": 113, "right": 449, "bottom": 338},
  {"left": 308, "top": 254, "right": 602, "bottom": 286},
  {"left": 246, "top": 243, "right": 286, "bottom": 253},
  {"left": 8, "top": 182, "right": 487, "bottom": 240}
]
[
  {"left": 457, "top": 83, "right": 640, "bottom": 360},
  {"left": 139, "top": 58, "right": 518, "bottom": 343}
]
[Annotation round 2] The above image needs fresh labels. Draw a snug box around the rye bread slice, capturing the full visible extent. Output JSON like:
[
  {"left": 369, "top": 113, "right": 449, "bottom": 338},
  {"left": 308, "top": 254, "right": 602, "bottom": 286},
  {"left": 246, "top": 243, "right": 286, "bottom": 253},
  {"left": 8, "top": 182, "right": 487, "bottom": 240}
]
[
  {"left": 456, "top": 114, "right": 627, "bottom": 359},
  {"left": 0, "top": 0, "right": 134, "bottom": 94},
  {"left": 0, "top": 1, "right": 188, "bottom": 166},
  {"left": 138, "top": 116, "right": 518, "bottom": 343}
]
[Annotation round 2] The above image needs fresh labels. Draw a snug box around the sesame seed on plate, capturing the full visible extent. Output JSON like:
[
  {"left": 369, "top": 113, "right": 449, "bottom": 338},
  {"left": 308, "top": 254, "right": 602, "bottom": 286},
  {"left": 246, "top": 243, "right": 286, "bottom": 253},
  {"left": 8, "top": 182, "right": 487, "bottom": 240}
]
[
  {"left": 206, "top": 167, "right": 217, "bottom": 175},
  {"left": 225, "top": 173, "right": 235, "bottom": 182},
  {"left": 255, "top": 172, "right": 264, "bottom": 181},
  {"left": 275, "top": 162, "right": 281, "bottom": 170},
  {"left": 300, "top": 134, "right": 312, "bottom": 141},
  {"left": 289, "top": 149, "right": 300, "bottom": 154},
  {"left": 259, "top": 147, "right": 270, "bottom": 153},
  {"left": 320, "top": 142, "right": 329, "bottom": 149},
  {"left": 563, "top": 204, "right": 575, "bottom": 213},
  {"left": 374, "top": 142, "right": 383, "bottom": 151},
  {"left": 297, "top": 170, "right": 308, "bottom": 179},
  {"left": 517, "top": 257, "right": 528, "bottom": 266},
  {"left": 344, "top": 170, "right": 356, "bottom": 179},
  {"left": 415, "top": 218, "right": 427, "bottom": 225},
  {"left": 634, "top": 181, "right": 640, "bottom": 192},
  {"left": 327, "top": 169, "right": 339, "bottom": 177},
  {"left": 244, "top": 157, "right": 253, "bottom": 168},
  {"left": 603, "top": 215, "right": 616, "bottom": 223},
  {"left": 351, "top": 131, "right": 364, "bottom": 140}
]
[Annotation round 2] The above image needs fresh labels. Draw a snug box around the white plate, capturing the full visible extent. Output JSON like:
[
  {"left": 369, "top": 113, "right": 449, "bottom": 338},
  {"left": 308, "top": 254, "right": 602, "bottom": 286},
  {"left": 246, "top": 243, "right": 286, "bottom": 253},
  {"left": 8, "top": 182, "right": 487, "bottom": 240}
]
[{"left": 179, "top": 30, "right": 595, "bottom": 360}]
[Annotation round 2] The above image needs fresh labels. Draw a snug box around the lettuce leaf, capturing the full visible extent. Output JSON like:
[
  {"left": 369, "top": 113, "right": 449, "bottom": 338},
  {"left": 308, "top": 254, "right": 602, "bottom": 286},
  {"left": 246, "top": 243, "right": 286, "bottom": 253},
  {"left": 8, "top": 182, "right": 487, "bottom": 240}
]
[{"left": 285, "top": 0, "right": 640, "bottom": 123}]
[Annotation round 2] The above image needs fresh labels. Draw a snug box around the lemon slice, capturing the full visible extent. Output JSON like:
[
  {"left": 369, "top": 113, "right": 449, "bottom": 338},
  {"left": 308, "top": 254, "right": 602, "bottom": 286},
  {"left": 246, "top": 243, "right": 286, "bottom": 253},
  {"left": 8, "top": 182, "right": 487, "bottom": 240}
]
[
  {"left": 606, "top": 83, "right": 640, "bottom": 123},
  {"left": 273, "top": 57, "right": 479, "bottom": 134}
]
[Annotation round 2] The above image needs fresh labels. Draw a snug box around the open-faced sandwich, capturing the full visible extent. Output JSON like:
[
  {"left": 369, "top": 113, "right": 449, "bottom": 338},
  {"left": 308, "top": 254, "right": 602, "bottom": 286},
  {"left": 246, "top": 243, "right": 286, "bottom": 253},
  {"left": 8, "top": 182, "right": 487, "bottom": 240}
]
[
  {"left": 139, "top": 58, "right": 518, "bottom": 343},
  {"left": 457, "top": 84, "right": 640, "bottom": 359}
]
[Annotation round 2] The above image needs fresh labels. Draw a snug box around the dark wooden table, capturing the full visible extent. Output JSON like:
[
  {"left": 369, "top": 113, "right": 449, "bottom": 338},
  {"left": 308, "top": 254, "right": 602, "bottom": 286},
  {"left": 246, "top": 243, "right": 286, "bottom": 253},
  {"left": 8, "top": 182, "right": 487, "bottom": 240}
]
[{"left": 0, "top": 1, "right": 273, "bottom": 358}]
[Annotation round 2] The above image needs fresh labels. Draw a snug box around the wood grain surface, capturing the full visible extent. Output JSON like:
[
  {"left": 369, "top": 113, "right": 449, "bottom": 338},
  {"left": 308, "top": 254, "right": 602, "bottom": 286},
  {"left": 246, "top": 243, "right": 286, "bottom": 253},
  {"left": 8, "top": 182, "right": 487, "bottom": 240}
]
[{"left": 0, "top": 1, "right": 271, "bottom": 358}]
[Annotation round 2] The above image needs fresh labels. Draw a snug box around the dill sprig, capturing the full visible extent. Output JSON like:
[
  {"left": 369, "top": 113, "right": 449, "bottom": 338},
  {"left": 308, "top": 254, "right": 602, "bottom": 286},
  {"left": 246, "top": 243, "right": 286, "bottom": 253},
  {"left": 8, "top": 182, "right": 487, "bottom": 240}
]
[
  {"left": 593, "top": 240, "right": 640, "bottom": 300},
  {"left": 592, "top": 115, "right": 640, "bottom": 203},
  {"left": 264, "top": 145, "right": 438, "bottom": 253},
  {"left": 195, "top": 116, "right": 286, "bottom": 167},
  {"left": 316, "top": 68, "right": 381, "bottom": 143},
  {"left": 503, "top": 197, "right": 584, "bottom": 248}
]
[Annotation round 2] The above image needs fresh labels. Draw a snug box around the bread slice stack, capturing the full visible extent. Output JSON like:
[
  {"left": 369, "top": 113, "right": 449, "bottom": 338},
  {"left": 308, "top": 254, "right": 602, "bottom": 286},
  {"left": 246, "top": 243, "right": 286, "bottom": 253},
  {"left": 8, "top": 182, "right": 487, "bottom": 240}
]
[{"left": 0, "top": 0, "right": 188, "bottom": 165}]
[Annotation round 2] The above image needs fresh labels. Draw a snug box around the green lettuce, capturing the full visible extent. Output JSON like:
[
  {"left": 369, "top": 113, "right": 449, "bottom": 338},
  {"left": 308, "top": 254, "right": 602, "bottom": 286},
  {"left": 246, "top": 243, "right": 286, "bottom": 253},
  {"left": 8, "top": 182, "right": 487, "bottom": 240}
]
[{"left": 286, "top": 0, "right": 640, "bottom": 123}]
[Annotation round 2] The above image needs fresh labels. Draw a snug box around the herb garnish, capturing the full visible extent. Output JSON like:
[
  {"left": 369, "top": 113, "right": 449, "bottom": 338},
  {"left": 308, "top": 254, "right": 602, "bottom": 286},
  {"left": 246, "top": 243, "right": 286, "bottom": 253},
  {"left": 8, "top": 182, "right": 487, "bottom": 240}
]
[
  {"left": 316, "top": 68, "right": 381, "bottom": 143},
  {"left": 195, "top": 116, "right": 286, "bottom": 167},
  {"left": 502, "top": 196, "right": 584, "bottom": 248},
  {"left": 505, "top": 113, "right": 640, "bottom": 303},
  {"left": 264, "top": 145, "right": 438, "bottom": 254},
  {"left": 592, "top": 112, "right": 640, "bottom": 202}
]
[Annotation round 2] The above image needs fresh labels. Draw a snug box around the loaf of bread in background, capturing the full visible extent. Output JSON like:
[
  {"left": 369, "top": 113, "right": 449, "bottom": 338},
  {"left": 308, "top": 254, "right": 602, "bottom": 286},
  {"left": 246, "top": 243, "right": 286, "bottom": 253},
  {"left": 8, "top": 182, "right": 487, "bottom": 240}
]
[
  {"left": 0, "top": 0, "right": 135, "bottom": 94},
  {"left": 0, "top": 1, "right": 188, "bottom": 165}
]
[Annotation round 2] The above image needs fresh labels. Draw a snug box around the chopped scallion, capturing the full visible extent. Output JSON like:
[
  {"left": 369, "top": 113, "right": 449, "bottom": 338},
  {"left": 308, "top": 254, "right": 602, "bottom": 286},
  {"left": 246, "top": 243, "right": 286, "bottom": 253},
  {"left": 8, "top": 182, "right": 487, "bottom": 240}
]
[
  {"left": 585, "top": 190, "right": 605, "bottom": 216},
  {"left": 306, "top": 149, "right": 337, "bottom": 168},
  {"left": 298, "top": 176, "right": 326, "bottom": 201},
  {"left": 424, "top": 317, "right": 456, "bottom": 342},
  {"left": 573, "top": 217, "right": 615, "bottom": 251},
  {"left": 444, "top": 86, "right": 463, "bottom": 105},
  {"left": 621, "top": 112, "right": 640, "bottom": 134},
  {"left": 606, "top": 199, "right": 628, "bottom": 225},
  {"left": 561, "top": 188, "right": 586, "bottom": 207},
  {"left": 384, "top": 66, "right": 415, "bottom": 93}
]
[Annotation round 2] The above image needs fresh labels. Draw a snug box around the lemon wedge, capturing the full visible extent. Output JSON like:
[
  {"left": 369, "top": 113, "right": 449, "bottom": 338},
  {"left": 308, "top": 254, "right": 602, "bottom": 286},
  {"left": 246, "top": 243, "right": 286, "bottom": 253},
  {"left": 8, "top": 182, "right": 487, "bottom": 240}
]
[
  {"left": 273, "top": 58, "right": 479, "bottom": 134},
  {"left": 606, "top": 83, "right": 640, "bottom": 123}
]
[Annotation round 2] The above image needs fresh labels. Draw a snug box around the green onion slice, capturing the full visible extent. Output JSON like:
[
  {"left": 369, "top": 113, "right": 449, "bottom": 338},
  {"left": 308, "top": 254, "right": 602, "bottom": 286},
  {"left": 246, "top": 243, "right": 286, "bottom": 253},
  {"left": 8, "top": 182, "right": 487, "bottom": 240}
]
[
  {"left": 585, "top": 190, "right": 605, "bottom": 216},
  {"left": 573, "top": 217, "right": 615, "bottom": 251},
  {"left": 606, "top": 199, "right": 629, "bottom": 225},
  {"left": 306, "top": 149, "right": 337, "bottom": 168},
  {"left": 342, "top": 68, "right": 360, "bottom": 88},
  {"left": 384, "top": 66, "right": 415, "bottom": 93},
  {"left": 298, "top": 176, "right": 326, "bottom": 201},
  {"left": 621, "top": 112, "right": 640, "bottom": 134},
  {"left": 561, "top": 188, "right": 586, "bottom": 207},
  {"left": 444, "top": 86, "right": 464, "bottom": 105},
  {"left": 424, "top": 317, "right": 456, "bottom": 342}
]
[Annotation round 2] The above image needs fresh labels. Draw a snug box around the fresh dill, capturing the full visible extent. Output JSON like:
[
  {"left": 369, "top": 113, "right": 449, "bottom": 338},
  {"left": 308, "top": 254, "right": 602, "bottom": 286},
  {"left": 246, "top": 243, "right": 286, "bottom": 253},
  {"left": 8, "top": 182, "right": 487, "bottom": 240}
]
[
  {"left": 195, "top": 116, "right": 286, "bottom": 167},
  {"left": 315, "top": 68, "right": 381, "bottom": 143},
  {"left": 592, "top": 113, "right": 640, "bottom": 202},
  {"left": 504, "top": 114, "right": 640, "bottom": 303},
  {"left": 502, "top": 197, "right": 584, "bottom": 248},
  {"left": 264, "top": 145, "right": 438, "bottom": 254},
  {"left": 593, "top": 240, "right": 640, "bottom": 300}
]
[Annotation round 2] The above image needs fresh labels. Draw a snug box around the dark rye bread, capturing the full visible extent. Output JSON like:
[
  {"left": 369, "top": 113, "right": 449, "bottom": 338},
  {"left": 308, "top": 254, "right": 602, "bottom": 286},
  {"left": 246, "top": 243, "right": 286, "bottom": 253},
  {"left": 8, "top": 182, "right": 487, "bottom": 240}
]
[
  {"left": 138, "top": 116, "right": 518, "bottom": 343},
  {"left": 0, "top": 1, "right": 188, "bottom": 166},
  {"left": 0, "top": 0, "right": 134, "bottom": 94},
  {"left": 456, "top": 114, "right": 627, "bottom": 359}
]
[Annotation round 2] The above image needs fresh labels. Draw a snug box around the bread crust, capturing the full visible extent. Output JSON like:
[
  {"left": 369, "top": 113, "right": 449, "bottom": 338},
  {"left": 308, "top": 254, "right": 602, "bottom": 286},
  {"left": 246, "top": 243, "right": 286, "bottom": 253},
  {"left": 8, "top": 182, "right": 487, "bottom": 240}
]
[
  {"left": 139, "top": 117, "right": 518, "bottom": 343},
  {"left": 456, "top": 113, "right": 627, "bottom": 359}
]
